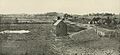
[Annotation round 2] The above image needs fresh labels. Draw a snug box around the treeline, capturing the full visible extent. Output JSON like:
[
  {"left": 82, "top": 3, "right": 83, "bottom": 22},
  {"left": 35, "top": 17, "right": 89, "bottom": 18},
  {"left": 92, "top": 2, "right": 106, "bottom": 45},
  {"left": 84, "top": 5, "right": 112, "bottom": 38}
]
[{"left": 87, "top": 13, "right": 116, "bottom": 16}]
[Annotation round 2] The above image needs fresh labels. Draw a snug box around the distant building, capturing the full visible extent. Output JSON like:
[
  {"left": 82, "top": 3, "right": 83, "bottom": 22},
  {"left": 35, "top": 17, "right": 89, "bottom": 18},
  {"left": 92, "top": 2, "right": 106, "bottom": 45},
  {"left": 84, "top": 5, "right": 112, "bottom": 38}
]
[
  {"left": 53, "top": 17, "right": 67, "bottom": 36},
  {"left": 89, "top": 17, "right": 101, "bottom": 24}
]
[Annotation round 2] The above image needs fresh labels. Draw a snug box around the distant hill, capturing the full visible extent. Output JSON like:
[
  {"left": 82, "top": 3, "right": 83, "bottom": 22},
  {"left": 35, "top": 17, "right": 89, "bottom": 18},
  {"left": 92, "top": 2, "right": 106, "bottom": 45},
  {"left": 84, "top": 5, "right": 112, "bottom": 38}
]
[{"left": 44, "top": 12, "right": 59, "bottom": 16}]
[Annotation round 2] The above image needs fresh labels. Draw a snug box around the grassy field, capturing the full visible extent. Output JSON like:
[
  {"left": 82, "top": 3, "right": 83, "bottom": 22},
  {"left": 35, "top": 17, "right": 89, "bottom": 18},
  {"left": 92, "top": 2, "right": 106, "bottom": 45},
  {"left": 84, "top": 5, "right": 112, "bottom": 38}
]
[
  {"left": 0, "top": 23, "right": 120, "bottom": 55},
  {"left": 0, "top": 24, "right": 55, "bottom": 55}
]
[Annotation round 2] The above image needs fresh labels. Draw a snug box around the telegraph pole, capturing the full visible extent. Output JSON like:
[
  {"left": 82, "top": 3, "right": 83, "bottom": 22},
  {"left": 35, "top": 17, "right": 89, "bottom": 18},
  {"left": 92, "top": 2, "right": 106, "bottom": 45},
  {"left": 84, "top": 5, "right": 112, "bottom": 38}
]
[{"left": 0, "top": 16, "right": 1, "bottom": 31}]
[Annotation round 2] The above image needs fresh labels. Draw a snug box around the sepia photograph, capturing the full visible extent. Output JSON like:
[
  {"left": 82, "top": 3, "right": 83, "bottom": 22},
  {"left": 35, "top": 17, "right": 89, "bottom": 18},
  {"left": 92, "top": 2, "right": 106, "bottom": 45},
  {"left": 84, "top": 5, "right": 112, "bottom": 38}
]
[{"left": 0, "top": 0, "right": 120, "bottom": 55}]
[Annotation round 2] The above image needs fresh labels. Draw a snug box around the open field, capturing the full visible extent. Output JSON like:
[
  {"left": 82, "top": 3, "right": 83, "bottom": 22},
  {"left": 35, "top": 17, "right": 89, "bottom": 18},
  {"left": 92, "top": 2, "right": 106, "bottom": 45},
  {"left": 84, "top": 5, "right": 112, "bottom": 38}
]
[
  {"left": 0, "top": 24, "right": 55, "bottom": 55},
  {"left": 0, "top": 23, "right": 86, "bottom": 55},
  {"left": 0, "top": 23, "right": 120, "bottom": 55},
  {"left": 0, "top": 13, "right": 120, "bottom": 55}
]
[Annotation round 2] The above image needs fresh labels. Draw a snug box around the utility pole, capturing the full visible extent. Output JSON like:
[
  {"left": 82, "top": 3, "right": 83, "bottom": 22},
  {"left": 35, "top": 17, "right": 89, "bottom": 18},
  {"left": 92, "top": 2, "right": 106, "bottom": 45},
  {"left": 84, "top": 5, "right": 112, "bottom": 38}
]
[
  {"left": 15, "top": 18, "right": 18, "bottom": 24},
  {"left": 96, "top": 25, "right": 98, "bottom": 34},
  {"left": 115, "top": 25, "right": 119, "bottom": 38},
  {"left": 0, "top": 16, "right": 1, "bottom": 31}
]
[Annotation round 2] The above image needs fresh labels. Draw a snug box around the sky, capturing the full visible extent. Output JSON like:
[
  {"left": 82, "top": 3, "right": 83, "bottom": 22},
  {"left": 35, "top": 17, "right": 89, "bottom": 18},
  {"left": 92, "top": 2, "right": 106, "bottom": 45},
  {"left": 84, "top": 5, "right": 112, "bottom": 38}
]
[{"left": 0, "top": 0, "right": 120, "bottom": 14}]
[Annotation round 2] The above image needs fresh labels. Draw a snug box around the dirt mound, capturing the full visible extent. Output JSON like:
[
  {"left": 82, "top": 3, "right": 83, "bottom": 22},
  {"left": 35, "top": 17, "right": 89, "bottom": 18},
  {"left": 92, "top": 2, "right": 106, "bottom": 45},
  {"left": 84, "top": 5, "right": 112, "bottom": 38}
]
[{"left": 70, "top": 28, "right": 100, "bottom": 42}]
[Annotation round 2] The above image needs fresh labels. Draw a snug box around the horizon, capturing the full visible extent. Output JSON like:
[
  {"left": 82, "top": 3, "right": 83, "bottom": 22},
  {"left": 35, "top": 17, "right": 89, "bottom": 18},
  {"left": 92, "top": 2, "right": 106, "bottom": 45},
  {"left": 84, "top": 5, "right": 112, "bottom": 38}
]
[
  {"left": 0, "top": 0, "right": 120, "bottom": 14},
  {"left": 0, "top": 12, "right": 119, "bottom": 15}
]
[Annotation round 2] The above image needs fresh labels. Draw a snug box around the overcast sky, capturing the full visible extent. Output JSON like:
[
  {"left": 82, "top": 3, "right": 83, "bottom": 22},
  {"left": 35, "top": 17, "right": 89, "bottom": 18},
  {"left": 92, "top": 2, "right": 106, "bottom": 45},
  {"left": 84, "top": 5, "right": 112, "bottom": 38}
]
[{"left": 0, "top": 0, "right": 120, "bottom": 14}]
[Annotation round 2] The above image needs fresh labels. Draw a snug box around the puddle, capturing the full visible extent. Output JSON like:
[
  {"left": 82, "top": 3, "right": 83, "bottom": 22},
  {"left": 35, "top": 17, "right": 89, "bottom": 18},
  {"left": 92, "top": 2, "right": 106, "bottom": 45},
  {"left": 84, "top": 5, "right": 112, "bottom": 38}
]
[{"left": 0, "top": 30, "right": 30, "bottom": 34}]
